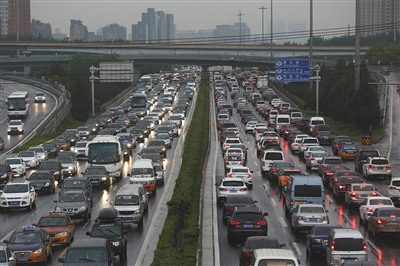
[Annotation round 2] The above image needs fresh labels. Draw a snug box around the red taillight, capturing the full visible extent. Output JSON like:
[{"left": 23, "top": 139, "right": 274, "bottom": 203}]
[
  {"left": 223, "top": 143, "right": 229, "bottom": 146},
  {"left": 227, "top": 173, "right": 233, "bottom": 177},
  {"left": 243, "top": 251, "right": 253, "bottom": 258},
  {"left": 377, "top": 219, "right": 386, "bottom": 224},
  {"left": 240, "top": 161, "right": 245, "bottom": 165},
  {"left": 362, "top": 240, "right": 367, "bottom": 251},
  {"left": 248, "top": 173, "right": 253, "bottom": 178},
  {"left": 219, "top": 188, "right": 227, "bottom": 191},
  {"left": 225, "top": 206, "right": 234, "bottom": 211},
  {"left": 386, "top": 164, "right": 392, "bottom": 169},
  {"left": 368, "top": 164, "right": 375, "bottom": 169},
  {"left": 240, "top": 188, "right": 248, "bottom": 192},
  {"left": 388, "top": 185, "right": 397, "bottom": 190},
  {"left": 372, "top": 192, "right": 378, "bottom": 196},
  {"left": 310, "top": 157, "right": 315, "bottom": 161},
  {"left": 230, "top": 220, "right": 241, "bottom": 225},
  {"left": 367, "top": 207, "right": 373, "bottom": 212},
  {"left": 271, "top": 168, "right": 277, "bottom": 173},
  {"left": 321, "top": 216, "right": 329, "bottom": 221},
  {"left": 334, "top": 178, "right": 338, "bottom": 183},
  {"left": 331, "top": 240, "right": 335, "bottom": 251},
  {"left": 257, "top": 220, "right": 267, "bottom": 226},
  {"left": 225, "top": 162, "right": 229, "bottom": 165},
  {"left": 351, "top": 192, "right": 357, "bottom": 197},
  {"left": 327, "top": 172, "right": 334, "bottom": 176},
  {"left": 338, "top": 185, "right": 345, "bottom": 189}
]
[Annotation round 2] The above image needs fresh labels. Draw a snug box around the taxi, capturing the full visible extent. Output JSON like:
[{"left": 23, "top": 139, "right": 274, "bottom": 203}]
[
  {"left": 278, "top": 168, "right": 302, "bottom": 190},
  {"left": 34, "top": 212, "right": 75, "bottom": 246},
  {"left": 4, "top": 225, "right": 52, "bottom": 264}
]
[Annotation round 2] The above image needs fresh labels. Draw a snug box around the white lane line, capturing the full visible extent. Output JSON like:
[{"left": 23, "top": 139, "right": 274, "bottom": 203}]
[
  {"left": 293, "top": 242, "right": 302, "bottom": 256},
  {"left": 278, "top": 217, "right": 288, "bottom": 228},
  {"left": 271, "top": 198, "right": 277, "bottom": 207},
  {"left": 0, "top": 231, "right": 14, "bottom": 242}
]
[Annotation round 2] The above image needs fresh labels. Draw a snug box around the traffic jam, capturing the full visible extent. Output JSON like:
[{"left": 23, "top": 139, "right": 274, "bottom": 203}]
[
  {"left": 212, "top": 69, "right": 399, "bottom": 266},
  {"left": 0, "top": 69, "right": 199, "bottom": 265}
]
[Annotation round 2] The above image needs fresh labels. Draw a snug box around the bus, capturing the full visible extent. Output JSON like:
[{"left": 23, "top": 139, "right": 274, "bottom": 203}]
[
  {"left": 7, "top": 91, "right": 29, "bottom": 119},
  {"left": 87, "top": 135, "right": 123, "bottom": 179},
  {"left": 139, "top": 75, "right": 153, "bottom": 92},
  {"left": 130, "top": 92, "right": 147, "bottom": 118}
]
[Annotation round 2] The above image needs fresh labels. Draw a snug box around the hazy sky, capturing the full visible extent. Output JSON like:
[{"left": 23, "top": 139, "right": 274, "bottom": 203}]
[{"left": 31, "top": 0, "right": 356, "bottom": 38}]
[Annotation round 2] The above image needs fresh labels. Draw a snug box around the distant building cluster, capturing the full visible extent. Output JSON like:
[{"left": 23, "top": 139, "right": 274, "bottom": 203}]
[{"left": 0, "top": 0, "right": 399, "bottom": 42}]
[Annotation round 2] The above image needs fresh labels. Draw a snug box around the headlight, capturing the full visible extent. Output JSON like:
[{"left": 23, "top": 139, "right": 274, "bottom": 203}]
[
  {"left": 101, "top": 176, "right": 108, "bottom": 181},
  {"left": 55, "top": 207, "right": 61, "bottom": 212},
  {"left": 33, "top": 248, "right": 43, "bottom": 254},
  {"left": 127, "top": 143, "right": 132, "bottom": 148},
  {"left": 44, "top": 182, "right": 50, "bottom": 187},
  {"left": 134, "top": 209, "right": 141, "bottom": 214},
  {"left": 1, "top": 196, "right": 6, "bottom": 200},
  {"left": 111, "top": 241, "right": 120, "bottom": 247},
  {"left": 22, "top": 195, "right": 29, "bottom": 199},
  {"left": 57, "top": 232, "right": 68, "bottom": 236},
  {"left": 162, "top": 148, "right": 166, "bottom": 151},
  {"left": 68, "top": 166, "right": 74, "bottom": 170},
  {"left": 79, "top": 206, "right": 86, "bottom": 211}
]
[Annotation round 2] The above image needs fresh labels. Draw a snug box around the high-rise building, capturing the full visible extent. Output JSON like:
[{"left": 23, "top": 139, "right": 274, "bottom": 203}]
[
  {"left": 212, "top": 23, "right": 251, "bottom": 44},
  {"left": 131, "top": 8, "right": 175, "bottom": 43},
  {"left": 102, "top": 23, "right": 126, "bottom": 41},
  {"left": 31, "top": 19, "right": 51, "bottom": 39},
  {"left": 0, "top": 0, "right": 30, "bottom": 38},
  {"left": 70, "top": 19, "right": 88, "bottom": 41},
  {"left": 360, "top": 0, "right": 400, "bottom": 37}
]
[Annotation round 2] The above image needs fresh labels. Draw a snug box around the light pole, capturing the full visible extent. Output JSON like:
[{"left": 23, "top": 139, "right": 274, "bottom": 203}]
[
  {"left": 237, "top": 11, "right": 244, "bottom": 44},
  {"left": 259, "top": 6, "right": 267, "bottom": 44},
  {"left": 310, "top": 65, "right": 321, "bottom": 116},
  {"left": 270, "top": 0, "right": 273, "bottom": 57},
  {"left": 89, "top": 66, "right": 100, "bottom": 116}
]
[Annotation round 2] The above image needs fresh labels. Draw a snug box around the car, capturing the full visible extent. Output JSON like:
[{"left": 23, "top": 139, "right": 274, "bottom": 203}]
[
  {"left": 245, "top": 121, "right": 258, "bottom": 134},
  {"left": 34, "top": 212, "right": 75, "bottom": 246},
  {"left": 82, "top": 166, "right": 110, "bottom": 188},
  {"left": 328, "top": 169, "right": 359, "bottom": 190},
  {"left": 290, "top": 134, "right": 309, "bottom": 153},
  {"left": 156, "top": 133, "right": 172, "bottom": 149},
  {"left": 63, "top": 131, "right": 80, "bottom": 147},
  {"left": 315, "top": 130, "right": 333, "bottom": 145},
  {"left": 154, "top": 163, "right": 165, "bottom": 185},
  {"left": 345, "top": 183, "right": 379, "bottom": 207},
  {"left": 387, "top": 177, "right": 400, "bottom": 206},
  {"left": 306, "top": 224, "right": 342, "bottom": 258},
  {"left": 60, "top": 177, "right": 92, "bottom": 201},
  {"left": 27, "top": 146, "right": 48, "bottom": 162},
  {"left": 76, "top": 126, "right": 91, "bottom": 140},
  {"left": 4, "top": 225, "right": 52, "bottom": 264},
  {"left": 16, "top": 151, "right": 40, "bottom": 169},
  {"left": 291, "top": 204, "right": 329, "bottom": 233},
  {"left": 222, "top": 137, "right": 242, "bottom": 152},
  {"left": 216, "top": 177, "right": 249, "bottom": 205},
  {"left": 147, "top": 139, "right": 167, "bottom": 158},
  {"left": 333, "top": 139, "right": 354, "bottom": 156},
  {"left": 338, "top": 143, "right": 359, "bottom": 160},
  {"left": 367, "top": 207, "right": 400, "bottom": 237},
  {"left": 86, "top": 207, "right": 127, "bottom": 261},
  {"left": 222, "top": 195, "right": 257, "bottom": 224},
  {"left": 0, "top": 181, "right": 37, "bottom": 211},
  {"left": 4, "top": 157, "right": 26, "bottom": 177},
  {"left": 70, "top": 140, "right": 88, "bottom": 159},
  {"left": 318, "top": 156, "right": 345, "bottom": 181},
  {"left": 54, "top": 190, "right": 92, "bottom": 222},
  {"left": 251, "top": 248, "right": 299, "bottom": 266},
  {"left": 303, "top": 145, "right": 325, "bottom": 161},
  {"left": 0, "top": 244, "right": 15, "bottom": 266},
  {"left": 278, "top": 168, "right": 302, "bottom": 189},
  {"left": 224, "top": 155, "right": 245, "bottom": 174},
  {"left": 42, "top": 142, "right": 59, "bottom": 158},
  {"left": 227, "top": 206, "right": 268, "bottom": 244},
  {"left": 58, "top": 238, "right": 116, "bottom": 265},
  {"left": 261, "top": 150, "right": 284, "bottom": 174},
  {"left": 380, "top": 67, "right": 390, "bottom": 75},
  {"left": 239, "top": 236, "right": 284, "bottom": 266},
  {"left": 0, "top": 163, "right": 12, "bottom": 188},
  {"left": 359, "top": 196, "right": 395, "bottom": 224},
  {"left": 362, "top": 156, "right": 392, "bottom": 180},
  {"left": 354, "top": 149, "right": 381, "bottom": 173},
  {"left": 27, "top": 171, "right": 56, "bottom": 194},
  {"left": 332, "top": 176, "right": 363, "bottom": 200},
  {"left": 267, "top": 161, "right": 294, "bottom": 182},
  {"left": 331, "top": 135, "right": 351, "bottom": 153},
  {"left": 34, "top": 91, "right": 46, "bottom": 103},
  {"left": 38, "top": 159, "right": 64, "bottom": 184},
  {"left": 226, "top": 166, "right": 253, "bottom": 187},
  {"left": 54, "top": 136, "right": 70, "bottom": 151},
  {"left": 305, "top": 151, "right": 328, "bottom": 171},
  {"left": 58, "top": 156, "right": 78, "bottom": 176},
  {"left": 7, "top": 120, "right": 24, "bottom": 135}
]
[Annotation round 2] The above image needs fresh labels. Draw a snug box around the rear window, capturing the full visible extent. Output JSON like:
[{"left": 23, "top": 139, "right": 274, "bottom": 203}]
[
  {"left": 311, "top": 120, "right": 324, "bottom": 125},
  {"left": 371, "top": 159, "right": 389, "bottom": 165},
  {"left": 294, "top": 185, "right": 322, "bottom": 197},
  {"left": 333, "top": 238, "right": 364, "bottom": 251},
  {"left": 314, "top": 226, "right": 341, "bottom": 235},
  {"left": 392, "top": 181, "right": 400, "bottom": 186},
  {"left": 303, "top": 139, "right": 318, "bottom": 144},
  {"left": 265, "top": 153, "right": 283, "bottom": 160},
  {"left": 359, "top": 151, "right": 380, "bottom": 159},
  {"left": 223, "top": 181, "right": 244, "bottom": 187},
  {"left": 379, "top": 209, "right": 400, "bottom": 217},
  {"left": 233, "top": 212, "right": 263, "bottom": 221},
  {"left": 369, "top": 199, "right": 393, "bottom": 205},
  {"left": 246, "top": 239, "right": 280, "bottom": 249},
  {"left": 353, "top": 185, "right": 374, "bottom": 191},
  {"left": 277, "top": 118, "right": 290, "bottom": 123},
  {"left": 325, "top": 159, "right": 343, "bottom": 164},
  {"left": 339, "top": 177, "right": 362, "bottom": 184}
]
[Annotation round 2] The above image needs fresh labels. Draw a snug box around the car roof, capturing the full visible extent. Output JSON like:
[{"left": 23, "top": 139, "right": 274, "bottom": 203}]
[
  {"left": 235, "top": 206, "right": 262, "bottom": 213},
  {"left": 331, "top": 228, "right": 363, "bottom": 238},
  {"left": 68, "top": 238, "right": 108, "bottom": 249}
]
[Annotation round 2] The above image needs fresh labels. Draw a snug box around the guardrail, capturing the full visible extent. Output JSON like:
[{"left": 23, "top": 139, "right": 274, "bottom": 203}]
[{"left": 0, "top": 74, "right": 71, "bottom": 145}]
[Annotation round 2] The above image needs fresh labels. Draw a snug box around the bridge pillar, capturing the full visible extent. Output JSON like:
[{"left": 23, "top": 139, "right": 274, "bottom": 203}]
[
  {"left": 133, "top": 65, "right": 140, "bottom": 84},
  {"left": 23, "top": 66, "right": 31, "bottom": 75}
]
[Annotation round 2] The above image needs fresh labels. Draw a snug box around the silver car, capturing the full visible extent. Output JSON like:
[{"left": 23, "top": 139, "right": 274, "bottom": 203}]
[
  {"left": 305, "top": 151, "right": 328, "bottom": 171},
  {"left": 16, "top": 151, "right": 40, "bottom": 169},
  {"left": 27, "top": 146, "right": 48, "bottom": 162},
  {"left": 291, "top": 204, "right": 329, "bottom": 233},
  {"left": 0, "top": 244, "right": 16, "bottom": 266}
]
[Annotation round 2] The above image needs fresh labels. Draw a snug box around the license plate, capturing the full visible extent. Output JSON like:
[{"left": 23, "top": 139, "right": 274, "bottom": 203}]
[
  {"left": 389, "top": 221, "right": 399, "bottom": 226},
  {"left": 122, "top": 219, "right": 133, "bottom": 223},
  {"left": 9, "top": 201, "right": 19, "bottom": 206},
  {"left": 35, "top": 187, "right": 41, "bottom": 190},
  {"left": 229, "top": 190, "right": 237, "bottom": 193},
  {"left": 308, "top": 218, "right": 318, "bottom": 222},
  {"left": 342, "top": 258, "right": 356, "bottom": 263},
  {"left": 360, "top": 194, "right": 368, "bottom": 198},
  {"left": 91, "top": 180, "right": 99, "bottom": 184},
  {"left": 296, "top": 201, "right": 305, "bottom": 206},
  {"left": 17, "top": 258, "right": 29, "bottom": 262},
  {"left": 243, "top": 224, "right": 253, "bottom": 228},
  {"left": 67, "top": 213, "right": 74, "bottom": 216},
  {"left": 377, "top": 167, "right": 384, "bottom": 170}
]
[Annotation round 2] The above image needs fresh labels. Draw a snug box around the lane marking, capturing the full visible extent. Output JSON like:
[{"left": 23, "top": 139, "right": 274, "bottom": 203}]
[
  {"left": 293, "top": 242, "right": 302, "bottom": 256},
  {"left": 278, "top": 217, "right": 287, "bottom": 228},
  {"left": 271, "top": 198, "right": 277, "bottom": 207}
]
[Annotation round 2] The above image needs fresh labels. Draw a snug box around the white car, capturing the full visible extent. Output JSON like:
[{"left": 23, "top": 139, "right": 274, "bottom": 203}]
[
  {"left": 7, "top": 119, "right": 24, "bottom": 135},
  {"left": 290, "top": 134, "right": 309, "bottom": 153},
  {"left": 34, "top": 91, "right": 46, "bottom": 103},
  {"left": 216, "top": 177, "right": 248, "bottom": 205},
  {"left": 71, "top": 140, "right": 88, "bottom": 158},
  {"left": 387, "top": 177, "right": 400, "bottom": 206},
  {"left": 305, "top": 151, "right": 328, "bottom": 171},
  {"left": 4, "top": 157, "right": 26, "bottom": 177},
  {"left": 303, "top": 145, "right": 325, "bottom": 161},
  {"left": 58, "top": 157, "right": 77, "bottom": 176},
  {"left": 245, "top": 121, "right": 258, "bottom": 134},
  {"left": 226, "top": 166, "right": 253, "bottom": 188},
  {"left": 298, "top": 137, "right": 320, "bottom": 155},
  {"left": 222, "top": 138, "right": 242, "bottom": 152},
  {"left": 17, "top": 151, "right": 40, "bottom": 169},
  {"left": 28, "top": 146, "right": 48, "bottom": 162},
  {"left": 291, "top": 204, "right": 329, "bottom": 233},
  {"left": 0, "top": 181, "right": 37, "bottom": 210},
  {"left": 359, "top": 196, "right": 395, "bottom": 223},
  {"left": 362, "top": 156, "right": 392, "bottom": 180},
  {"left": 261, "top": 150, "right": 285, "bottom": 173},
  {"left": 224, "top": 147, "right": 246, "bottom": 161}
]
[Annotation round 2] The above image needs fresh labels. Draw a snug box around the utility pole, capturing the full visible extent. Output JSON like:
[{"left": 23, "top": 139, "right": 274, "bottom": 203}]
[
  {"left": 270, "top": 0, "right": 273, "bottom": 57},
  {"left": 309, "top": 0, "right": 313, "bottom": 91},
  {"left": 310, "top": 65, "right": 321, "bottom": 116},
  {"left": 89, "top": 66, "right": 100, "bottom": 116},
  {"left": 355, "top": 0, "right": 360, "bottom": 91},
  {"left": 259, "top": 6, "right": 267, "bottom": 45},
  {"left": 237, "top": 11, "right": 244, "bottom": 44}
]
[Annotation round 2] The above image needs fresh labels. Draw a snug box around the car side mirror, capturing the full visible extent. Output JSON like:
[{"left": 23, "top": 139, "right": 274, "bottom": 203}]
[
  {"left": 253, "top": 200, "right": 258, "bottom": 203},
  {"left": 81, "top": 172, "right": 84, "bottom": 175},
  {"left": 32, "top": 223, "right": 37, "bottom": 226},
  {"left": 264, "top": 212, "right": 269, "bottom": 216},
  {"left": 44, "top": 237, "right": 50, "bottom": 242},
  {"left": 3, "top": 240, "right": 9, "bottom": 243},
  {"left": 325, "top": 210, "right": 329, "bottom": 213},
  {"left": 58, "top": 258, "right": 65, "bottom": 263},
  {"left": 53, "top": 200, "right": 57, "bottom": 203},
  {"left": 109, "top": 256, "right": 117, "bottom": 262},
  {"left": 69, "top": 221, "right": 74, "bottom": 225},
  {"left": 86, "top": 231, "right": 91, "bottom": 236},
  {"left": 8, "top": 257, "right": 15, "bottom": 262},
  {"left": 280, "top": 244, "right": 286, "bottom": 248}
]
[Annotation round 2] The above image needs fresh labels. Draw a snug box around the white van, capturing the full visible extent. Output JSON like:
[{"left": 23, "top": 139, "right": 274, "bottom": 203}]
[
  {"left": 309, "top": 116, "right": 325, "bottom": 133},
  {"left": 275, "top": 114, "right": 291, "bottom": 131},
  {"left": 250, "top": 248, "right": 299, "bottom": 266},
  {"left": 261, "top": 150, "right": 285, "bottom": 174},
  {"left": 128, "top": 159, "right": 157, "bottom": 194}
]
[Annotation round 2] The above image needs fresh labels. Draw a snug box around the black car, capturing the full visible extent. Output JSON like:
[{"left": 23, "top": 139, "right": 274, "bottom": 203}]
[
  {"left": 222, "top": 195, "right": 257, "bottom": 223},
  {"left": 354, "top": 149, "right": 381, "bottom": 173},
  {"left": 42, "top": 142, "right": 58, "bottom": 158},
  {"left": 0, "top": 162, "right": 12, "bottom": 188},
  {"left": 86, "top": 207, "right": 127, "bottom": 262},
  {"left": 27, "top": 170, "right": 55, "bottom": 193},
  {"left": 227, "top": 206, "right": 268, "bottom": 244},
  {"left": 82, "top": 166, "right": 110, "bottom": 188},
  {"left": 38, "top": 159, "right": 64, "bottom": 183},
  {"left": 60, "top": 177, "right": 93, "bottom": 200},
  {"left": 306, "top": 224, "right": 342, "bottom": 258},
  {"left": 239, "top": 236, "right": 285, "bottom": 266},
  {"left": 58, "top": 238, "right": 116, "bottom": 265}
]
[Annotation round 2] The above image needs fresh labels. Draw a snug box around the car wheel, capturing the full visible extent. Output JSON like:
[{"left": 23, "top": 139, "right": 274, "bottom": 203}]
[
  {"left": 32, "top": 200, "right": 36, "bottom": 209},
  {"left": 227, "top": 232, "right": 233, "bottom": 244},
  {"left": 83, "top": 212, "right": 89, "bottom": 223},
  {"left": 27, "top": 200, "right": 33, "bottom": 210}
]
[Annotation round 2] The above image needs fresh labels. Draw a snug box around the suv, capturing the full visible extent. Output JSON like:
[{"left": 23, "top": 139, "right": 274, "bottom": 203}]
[
  {"left": 227, "top": 206, "right": 268, "bottom": 244},
  {"left": 7, "top": 120, "right": 24, "bottom": 135},
  {"left": 35, "top": 212, "right": 75, "bottom": 246},
  {"left": 58, "top": 238, "right": 116, "bottom": 265},
  {"left": 326, "top": 229, "right": 367, "bottom": 266},
  {"left": 362, "top": 156, "right": 392, "bottom": 180},
  {"left": 0, "top": 181, "right": 37, "bottom": 211},
  {"left": 82, "top": 166, "right": 110, "bottom": 188},
  {"left": 250, "top": 248, "right": 299, "bottom": 266},
  {"left": 261, "top": 150, "right": 284, "bottom": 174},
  {"left": 345, "top": 183, "right": 379, "bottom": 207},
  {"left": 55, "top": 190, "right": 92, "bottom": 222},
  {"left": 27, "top": 171, "right": 56, "bottom": 194},
  {"left": 4, "top": 225, "right": 52, "bottom": 264},
  {"left": 87, "top": 207, "right": 127, "bottom": 261},
  {"left": 37, "top": 159, "right": 64, "bottom": 183},
  {"left": 4, "top": 157, "right": 26, "bottom": 177},
  {"left": 354, "top": 149, "right": 381, "bottom": 173}
]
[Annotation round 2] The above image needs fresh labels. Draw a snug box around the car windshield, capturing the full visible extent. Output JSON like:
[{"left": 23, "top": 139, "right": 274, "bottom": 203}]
[
  {"left": 0, "top": 250, "right": 6, "bottom": 263},
  {"left": 85, "top": 167, "right": 107, "bottom": 175},
  {"left": 371, "top": 159, "right": 389, "bottom": 164},
  {"left": 38, "top": 217, "right": 67, "bottom": 227},
  {"left": 333, "top": 238, "right": 364, "bottom": 251},
  {"left": 65, "top": 248, "right": 106, "bottom": 263},
  {"left": 59, "top": 157, "right": 74, "bottom": 164},
  {"left": 59, "top": 193, "right": 84, "bottom": 203},
  {"left": 353, "top": 185, "right": 374, "bottom": 191},
  {"left": 222, "top": 181, "right": 244, "bottom": 187},
  {"left": 10, "top": 232, "right": 41, "bottom": 244},
  {"left": 29, "top": 173, "right": 50, "bottom": 180},
  {"left": 75, "top": 142, "right": 87, "bottom": 148},
  {"left": 115, "top": 195, "right": 139, "bottom": 205},
  {"left": 227, "top": 196, "right": 253, "bottom": 205},
  {"left": 29, "top": 147, "right": 43, "bottom": 153},
  {"left": 5, "top": 158, "right": 22, "bottom": 165},
  {"left": 91, "top": 223, "right": 121, "bottom": 237},
  {"left": 299, "top": 206, "right": 325, "bottom": 214},
  {"left": 131, "top": 168, "right": 153, "bottom": 175},
  {"left": 4, "top": 184, "right": 28, "bottom": 193},
  {"left": 369, "top": 199, "right": 393, "bottom": 205},
  {"left": 18, "top": 151, "right": 34, "bottom": 157},
  {"left": 379, "top": 209, "right": 400, "bottom": 217},
  {"left": 233, "top": 212, "right": 263, "bottom": 221},
  {"left": 313, "top": 226, "right": 341, "bottom": 235},
  {"left": 39, "top": 162, "right": 59, "bottom": 171},
  {"left": 63, "top": 180, "right": 86, "bottom": 189}
]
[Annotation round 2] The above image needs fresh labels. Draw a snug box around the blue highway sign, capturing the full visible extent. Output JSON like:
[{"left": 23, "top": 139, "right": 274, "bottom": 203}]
[{"left": 275, "top": 59, "right": 310, "bottom": 82}]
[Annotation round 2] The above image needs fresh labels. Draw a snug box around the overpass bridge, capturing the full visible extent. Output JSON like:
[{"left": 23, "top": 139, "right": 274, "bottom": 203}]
[{"left": 0, "top": 41, "right": 369, "bottom": 71}]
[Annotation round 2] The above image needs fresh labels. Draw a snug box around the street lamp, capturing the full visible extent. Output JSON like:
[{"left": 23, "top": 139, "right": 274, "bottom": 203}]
[
  {"left": 237, "top": 11, "right": 244, "bottom": 44},
  {"left": 89, "top": 66, "right": 100, "bottom": 116},
  {"left": 259, "top": 6, "right": 267, "bottom": 44}
]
